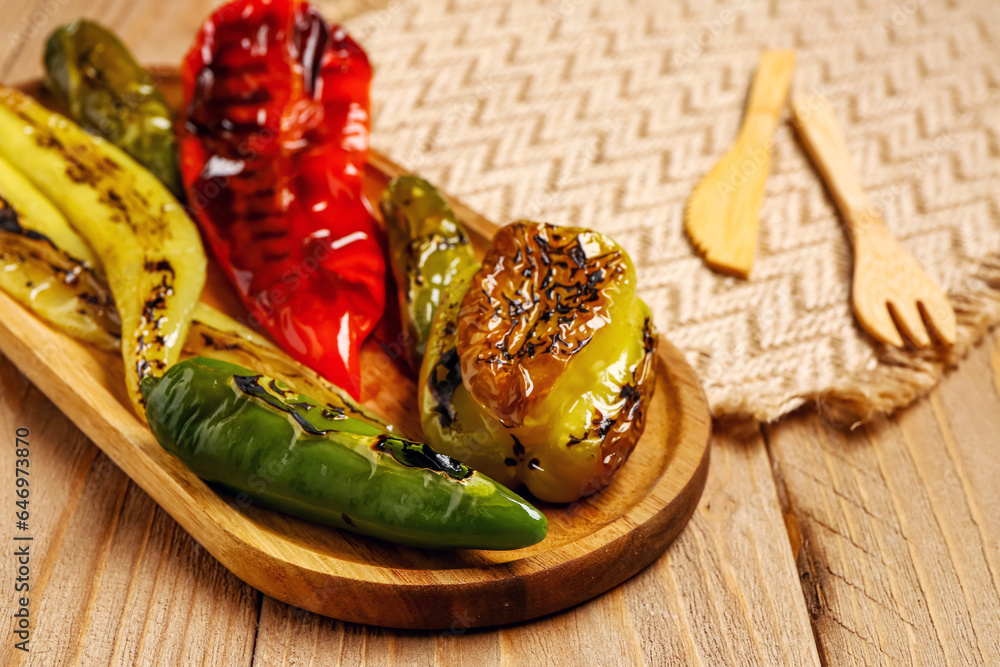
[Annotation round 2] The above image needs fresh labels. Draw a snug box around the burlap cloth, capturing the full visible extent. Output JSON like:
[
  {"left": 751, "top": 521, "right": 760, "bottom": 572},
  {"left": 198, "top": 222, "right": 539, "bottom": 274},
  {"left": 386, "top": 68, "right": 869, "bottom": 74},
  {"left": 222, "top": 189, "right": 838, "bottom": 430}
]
[{"left": 344, "top": 0, "right": 1000, "bottom": 423}]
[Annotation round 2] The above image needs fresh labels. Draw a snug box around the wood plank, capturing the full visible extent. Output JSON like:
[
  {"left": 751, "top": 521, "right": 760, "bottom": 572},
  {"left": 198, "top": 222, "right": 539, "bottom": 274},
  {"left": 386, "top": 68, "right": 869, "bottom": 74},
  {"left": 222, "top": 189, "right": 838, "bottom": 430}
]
[
  {"left": 765, "top": 330, "right": 1000, "bottom": 666},
  {"left": 0, "top": 357, "right": 259, "bottom": 666},
  {"left": 1, "top": 0, "right": 998, "bottom": 664},
  {"left": 636, "top": 426, "right": 820, "bottom": 667},
  {"left": 251, "top": 426, "right": 820, "bottom": 665},
  {"left": 0, "top": 358, "right": 102, "bottom": 664}
]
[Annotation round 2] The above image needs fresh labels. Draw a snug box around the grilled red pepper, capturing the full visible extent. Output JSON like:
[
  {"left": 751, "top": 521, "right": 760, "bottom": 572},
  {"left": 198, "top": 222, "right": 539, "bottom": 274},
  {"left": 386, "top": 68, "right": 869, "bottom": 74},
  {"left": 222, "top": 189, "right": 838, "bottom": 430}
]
[{"left": 179, "top": 0, "right": 385, "bottom": 397}]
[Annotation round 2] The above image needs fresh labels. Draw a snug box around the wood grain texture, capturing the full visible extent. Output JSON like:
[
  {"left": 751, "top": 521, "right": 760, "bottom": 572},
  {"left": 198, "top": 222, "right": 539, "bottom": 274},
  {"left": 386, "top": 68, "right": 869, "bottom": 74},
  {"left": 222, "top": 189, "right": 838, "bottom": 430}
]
[
  {"left": 0, "top": 207, "right": 711, "bottom": 630},
  {"left": 248, "top": 425, "right": 820, "bottom": 665},
  {"left": 0, "top": 0, "right": 816, "bottom": 656},
  {"left": 0, "top": 357, "right": 260, "bottom": 667},
  {"left": 765, "top": 330, "right": 1000, "bottom": 666}
]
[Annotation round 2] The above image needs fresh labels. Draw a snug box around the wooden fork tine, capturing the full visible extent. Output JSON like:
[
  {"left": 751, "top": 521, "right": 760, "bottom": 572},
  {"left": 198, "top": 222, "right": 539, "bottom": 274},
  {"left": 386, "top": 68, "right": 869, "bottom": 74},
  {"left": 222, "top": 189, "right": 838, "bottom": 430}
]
[
  {"left": 888, "top": 300, "right": 931, "bottom": 347},
  {"left": 854, "top": 292, "right": 904, "bottom": 347},
  {"left": 919, "top": 293, "right": 958, "bottom": 346}
]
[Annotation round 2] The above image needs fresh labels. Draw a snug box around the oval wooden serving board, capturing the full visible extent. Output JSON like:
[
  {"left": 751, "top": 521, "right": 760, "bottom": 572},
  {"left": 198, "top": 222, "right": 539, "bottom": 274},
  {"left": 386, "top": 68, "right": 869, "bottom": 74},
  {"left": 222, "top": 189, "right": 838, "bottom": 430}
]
[{"left": 0, "top": 72, "right": 711, "bottom": 629}]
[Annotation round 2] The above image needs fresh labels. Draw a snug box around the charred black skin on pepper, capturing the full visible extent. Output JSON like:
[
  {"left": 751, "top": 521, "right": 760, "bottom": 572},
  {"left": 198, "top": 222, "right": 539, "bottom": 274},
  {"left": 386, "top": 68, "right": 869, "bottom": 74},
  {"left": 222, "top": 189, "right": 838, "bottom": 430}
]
[
  {"left": 143, "top": 357, "right": 548, "bottom": 550},
  {"left": 0, "top": 85, "right": 207, "bottom": 417},
  {"left": 421, "top": 221, "right": 659, "bottom": 504},
  {"left": 0, "top": 160, "right": 122, "bottom": 349}
]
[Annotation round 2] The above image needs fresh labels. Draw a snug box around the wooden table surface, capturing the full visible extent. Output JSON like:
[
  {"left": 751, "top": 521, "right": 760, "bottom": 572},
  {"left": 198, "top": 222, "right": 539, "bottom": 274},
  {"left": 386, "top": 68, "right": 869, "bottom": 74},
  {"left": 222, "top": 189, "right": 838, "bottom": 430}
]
[{"left": 2, "top": 1, "right": 999, "bottom": 664}]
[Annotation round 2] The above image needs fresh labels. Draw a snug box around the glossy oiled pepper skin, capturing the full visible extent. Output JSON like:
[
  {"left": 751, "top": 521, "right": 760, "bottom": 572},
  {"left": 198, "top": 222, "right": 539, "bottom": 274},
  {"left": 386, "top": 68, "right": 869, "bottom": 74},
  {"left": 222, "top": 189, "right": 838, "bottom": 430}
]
[
  {"left": 420, "top": 221, "right": 658, "bottom": 503},
  {"left": 143, "top": 357, "right": 548, "bottom": 550},
  {"left": 0, "top": 156, "right": 120, "bottom": 350},
  {"left": 419, "top": 265, "right": 519, "bottom": 488},
  {"left": 0, "top": 86, "right": 207, "bottom": 418},
  {"left": 380, "top": 176, "right": 475, "bottom": 368},
  {"left": 44, "top": 20, "right": 182, "bottom": 197},
  {"left": 179, "top": 0, "right": 385, "bottom": 398}
]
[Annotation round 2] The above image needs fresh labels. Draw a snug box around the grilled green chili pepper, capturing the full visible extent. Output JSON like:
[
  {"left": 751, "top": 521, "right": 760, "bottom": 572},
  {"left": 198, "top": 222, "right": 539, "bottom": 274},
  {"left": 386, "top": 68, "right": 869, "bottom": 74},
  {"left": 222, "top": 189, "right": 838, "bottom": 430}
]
[
  {"left": 419, "top": 221, "right": 658, "bottom": 503},
  {"left": 142, "top": 357, "right": 548, "bottom": 550},
  {"left": 44, "top": 20, "right": 182, "bottom": 197},
  {"left": 380, "top": 176, "right": 475, "bottom": 367},
  {"left": 184, "top": 304, "right": 391, "bottom": 434}
]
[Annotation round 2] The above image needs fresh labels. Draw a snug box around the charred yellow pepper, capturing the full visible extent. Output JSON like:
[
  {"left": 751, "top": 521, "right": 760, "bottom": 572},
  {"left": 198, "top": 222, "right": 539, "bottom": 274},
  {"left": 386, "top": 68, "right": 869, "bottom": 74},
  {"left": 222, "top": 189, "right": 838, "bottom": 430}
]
[
  {"left": 0, "top": 86, "right": 207, "bottom": 416},
  {"left": 0, "top": 173, "right": 378, "bottom": 429},
  {"left": 0, "top": 156, "right": 119, "bottom": 349},
  {"left": 419, "top": 221, "right": 658, "bottom": 503},
  {"left": 419, "top": 265, "right": 520, "bottom": 488}
]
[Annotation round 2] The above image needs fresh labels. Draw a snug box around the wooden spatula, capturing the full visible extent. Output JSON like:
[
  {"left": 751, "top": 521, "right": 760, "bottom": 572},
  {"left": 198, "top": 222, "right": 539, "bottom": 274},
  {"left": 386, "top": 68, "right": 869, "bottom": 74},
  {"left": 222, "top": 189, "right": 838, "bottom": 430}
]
[
  {"left": 684, "top": 50, "right": 796, "bottom": 278},
  {"left": 790, "top": 94, "right": 956, "bottom": 347}
]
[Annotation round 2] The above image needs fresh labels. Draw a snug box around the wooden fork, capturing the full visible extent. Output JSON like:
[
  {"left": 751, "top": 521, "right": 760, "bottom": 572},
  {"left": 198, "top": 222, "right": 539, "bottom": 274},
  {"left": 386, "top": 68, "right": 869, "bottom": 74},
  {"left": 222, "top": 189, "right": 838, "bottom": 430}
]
[{"left": 790, "top": 94, "right": 956, "bottom": 348}]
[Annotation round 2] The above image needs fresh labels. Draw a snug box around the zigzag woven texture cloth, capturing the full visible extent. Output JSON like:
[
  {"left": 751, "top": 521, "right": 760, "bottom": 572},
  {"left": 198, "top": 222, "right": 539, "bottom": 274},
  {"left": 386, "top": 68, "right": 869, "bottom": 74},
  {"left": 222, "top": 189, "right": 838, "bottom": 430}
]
[{"left": 344, "top": 0, "right": 1000, "bottom": 422}]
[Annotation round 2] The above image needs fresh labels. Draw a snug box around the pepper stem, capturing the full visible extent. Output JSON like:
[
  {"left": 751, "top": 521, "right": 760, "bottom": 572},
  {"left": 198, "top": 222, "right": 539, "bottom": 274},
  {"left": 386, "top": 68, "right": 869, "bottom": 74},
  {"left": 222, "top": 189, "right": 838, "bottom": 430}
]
[{"left": 139, "top": 374, "right": 162, "bottom": 403}]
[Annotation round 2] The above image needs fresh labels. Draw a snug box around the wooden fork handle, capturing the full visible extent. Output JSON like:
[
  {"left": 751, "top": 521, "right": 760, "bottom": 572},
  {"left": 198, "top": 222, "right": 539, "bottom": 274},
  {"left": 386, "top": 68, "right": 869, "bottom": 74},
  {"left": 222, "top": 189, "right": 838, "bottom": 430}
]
[{"left": 789, "top": 94, "right": 883, "bottom": 241}]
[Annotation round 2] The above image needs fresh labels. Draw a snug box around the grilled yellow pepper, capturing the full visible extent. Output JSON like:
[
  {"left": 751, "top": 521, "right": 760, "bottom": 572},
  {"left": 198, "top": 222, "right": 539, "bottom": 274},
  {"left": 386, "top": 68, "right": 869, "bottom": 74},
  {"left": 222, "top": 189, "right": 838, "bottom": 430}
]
[
  {"left": 419, "top": 221, "right": 658, "bottom": 503},
  {"left": 0, "top": 86, "right": 206, "bottom": 416},
  {"left": 0, "top": 156, "right": 119, "bottom": 349},
  {"left": 0, "top": 190, "right": 382, "bottom": 430},
  {"left": 419, "top": 265, "right": 520, "bottom": 488}
]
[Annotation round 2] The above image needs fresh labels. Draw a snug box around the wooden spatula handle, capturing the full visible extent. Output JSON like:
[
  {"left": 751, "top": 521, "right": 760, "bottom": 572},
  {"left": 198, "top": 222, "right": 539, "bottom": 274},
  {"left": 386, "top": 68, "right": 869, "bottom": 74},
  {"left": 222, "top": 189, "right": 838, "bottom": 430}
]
[
  {"left": 683, "top": 50, "right": 796, "bottom": 279},
  {"left": 746, "top": 51, "right": 796, "bottom": 122},
  {"left": 790, "top": 95, "right": 880, "bottom": 237}
]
